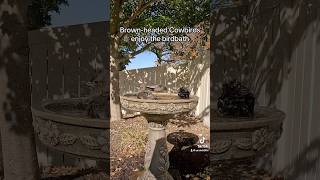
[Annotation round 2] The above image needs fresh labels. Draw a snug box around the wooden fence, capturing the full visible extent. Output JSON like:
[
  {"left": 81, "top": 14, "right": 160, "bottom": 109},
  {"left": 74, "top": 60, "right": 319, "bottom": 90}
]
[
  {"left": 212, "top": 0, "right": 320, "bottom": 179},
  {"left": 119, "top": 53, "right": 210, "bottom": 126},
  {"left": 269, "top": 1, "right": 320, "bottom": 179},
  {"left": 29, "top": 21, "right": 108, "bottom": 168}
]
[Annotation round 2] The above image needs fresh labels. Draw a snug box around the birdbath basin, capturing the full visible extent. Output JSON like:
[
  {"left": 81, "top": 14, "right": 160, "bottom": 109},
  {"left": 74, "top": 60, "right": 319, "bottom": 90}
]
[
  {"left": 31, "top": 98, "right": 108, "bottom": 159},
  {"left": 120, "top": 93, "right": 198, "bottom": 180}
]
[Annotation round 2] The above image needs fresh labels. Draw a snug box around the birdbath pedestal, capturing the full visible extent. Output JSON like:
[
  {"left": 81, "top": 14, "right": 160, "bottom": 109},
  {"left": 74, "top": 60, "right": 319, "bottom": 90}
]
[{"left": 120, "top": 93, "right": 198, "bottom": 180}]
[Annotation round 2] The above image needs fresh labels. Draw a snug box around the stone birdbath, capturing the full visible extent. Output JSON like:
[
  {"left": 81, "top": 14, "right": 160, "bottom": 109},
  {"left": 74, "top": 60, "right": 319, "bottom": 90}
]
[
  {"left": 120, "top": 92, "right": 198, "bottom": 180},
  {"left": 31, "top": 98, "right": 109, "bottom": 159},
  {"left": 32, "top": 72, "right": 109, "bottom": 159},
  {"left": 211, "top": 105, "right": 285, "bottom": 161}
]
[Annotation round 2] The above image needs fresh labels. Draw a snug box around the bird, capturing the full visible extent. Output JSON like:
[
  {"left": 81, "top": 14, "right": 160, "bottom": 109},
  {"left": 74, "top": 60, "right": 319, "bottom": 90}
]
[
  {"left": 137, "top": 91, "right": 157, "bottom": 100},
  {"left": 178, "top": 87, "right": 190, "bottom": 99},
  {"left": 84, "top": 70, "right": 108, "bottom": 118},
  {"left": 146, "top": 84, "right": 168, "bottom": 92},
  {"left": 136, "top": 84, "right": 161, "bottom": 100}
]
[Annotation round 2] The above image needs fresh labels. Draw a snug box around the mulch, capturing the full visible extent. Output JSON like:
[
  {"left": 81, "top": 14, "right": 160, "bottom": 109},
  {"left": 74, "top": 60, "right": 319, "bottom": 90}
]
[{"left": 110, "top": 115, "right": 210, "bottom": 179}]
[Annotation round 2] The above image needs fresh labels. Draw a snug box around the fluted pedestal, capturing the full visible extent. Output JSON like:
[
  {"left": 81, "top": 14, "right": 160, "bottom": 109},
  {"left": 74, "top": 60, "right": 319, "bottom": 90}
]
[{"left": 137, "top": 114, "right": 174, "bottom": 180}]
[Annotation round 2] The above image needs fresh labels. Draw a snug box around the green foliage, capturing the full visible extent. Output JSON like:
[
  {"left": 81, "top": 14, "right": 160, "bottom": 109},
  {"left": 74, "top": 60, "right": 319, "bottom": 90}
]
[
  {"left": 111, "top": 0, "right": 210, "bottom": 69},
  {"left": 27, "top": 0, "right": 69, "bottom": 30}
]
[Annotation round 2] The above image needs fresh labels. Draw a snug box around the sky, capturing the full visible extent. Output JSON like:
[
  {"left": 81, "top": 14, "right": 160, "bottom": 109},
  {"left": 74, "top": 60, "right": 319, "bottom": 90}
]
[
  {"left": 50, "top": 0, "right": 109, "bottom": 27},
  {"left": 126, "top": 51, "right": 158, "bottom": 70},
  {"left": 49, "top": 0, "right": 155, "bottom": 70}
]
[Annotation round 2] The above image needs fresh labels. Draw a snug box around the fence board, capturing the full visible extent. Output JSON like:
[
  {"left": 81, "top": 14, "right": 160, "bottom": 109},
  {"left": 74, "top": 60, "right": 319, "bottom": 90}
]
[
  {"left": 309, "top": 23, "right": 320, "bottom": 180},
  {"left": 136, "top": 69, "right": 145, "bottom": 87},
  {"left": 147, "top": 67, "right": 157, "bottom": 85},
  {"left": 29, "top": 21, "right": 109, "bottom": 169},
  {"left": 79, "top": 42, "right": 97, "bottom": 97},
  {"left": 299, "top": 25, "right": 313, "bottom": 167},
  {"left": 294, "top": 38, "right": 304, "bottom": 160},
  {"left": 30, "top": 44, "right": 48, "bottom": 107},
  {"left": 47, "top": 38, "right": 64, "bottom": 99},
  {"left": 63, "top": 30, "right": 80, "bottom": 98},
  {"left": 164, "top": 66, "right": 176, "bottom": 92},
  {"left": 132, "top": 69, "right": 141, "bottom": 92},
  {"left": 119, "top": 72, "right": 126, "bottom": 95},
  {"left": 96, "top": 42, "right": 108, "bottom": 71}
]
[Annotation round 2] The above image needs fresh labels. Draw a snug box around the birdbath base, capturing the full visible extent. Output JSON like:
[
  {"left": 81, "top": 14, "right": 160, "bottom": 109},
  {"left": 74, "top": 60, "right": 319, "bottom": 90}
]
[
  {"left": 138, "top": 114, "right": 174, "bottom": 180},
  {"left": 120, "top": 92, "right": 198, "bottom": 179}
]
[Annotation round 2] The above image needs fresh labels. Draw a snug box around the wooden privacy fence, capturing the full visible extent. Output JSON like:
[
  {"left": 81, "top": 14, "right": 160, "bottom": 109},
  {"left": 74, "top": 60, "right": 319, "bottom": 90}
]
[
  {"left": 29, "top": 21, "right": 109, "bottom": 107},
  {"left": 212, "top": 0, "right": 320, "bottom": 179},
  {"left": 119, "top": 52, "right": 210, "bottom": 126},
  {"left": 28, "top": 21, "right": 108, "bottom": 167}
]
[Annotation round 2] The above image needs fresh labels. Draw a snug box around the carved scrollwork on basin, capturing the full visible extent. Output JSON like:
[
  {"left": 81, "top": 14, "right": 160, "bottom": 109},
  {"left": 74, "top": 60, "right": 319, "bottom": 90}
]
[
  {"left": 80, "top": 132, "right": 109, "bottom": 153},
  {"left": 252, "top": 128, "right": 277, "bottom": 151},
  {"left": 80, "top": 136, "right": 101, "bottom": 150},
  {"left": 211, "top": 127, "right": 281, "bottom": 159},
  {"left": 234, "top": 128, "right": 279, "bottom": 152},
  {"left": 235, "top": 138, "right": 252, "bottom": 150},
  {"left": 59, "top": 133, "right": 77, "bottom": 145},
  {"left": 33, "top": 117, "right": 60, "bottom": 146},
  {"left": 33, "top": 116, "right": 109, "bottom": 155},
  {"left": 211, "top": 107, "right": 284, "bottom": 160},
  {"left": 212, "top": 140, "right": 232, "bottom": 154},
  {"left": 120, "top": 99, "right": 197, "bottom": 114}
]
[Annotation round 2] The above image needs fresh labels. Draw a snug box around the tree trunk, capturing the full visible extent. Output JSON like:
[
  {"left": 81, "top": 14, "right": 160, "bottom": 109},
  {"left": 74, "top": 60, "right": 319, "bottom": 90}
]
[
  {"left": 0, "top": 136, "right": 3, "bottom": 178},
  {"left": 109, "top": 39, "right": 122, "bottom": 121},
  {"left": 0, "top": 0, "right": 40, "bottom": 179}
]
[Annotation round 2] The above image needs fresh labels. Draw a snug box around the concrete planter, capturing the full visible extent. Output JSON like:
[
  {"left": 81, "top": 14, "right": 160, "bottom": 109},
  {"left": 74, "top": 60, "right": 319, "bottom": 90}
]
[
  {"left": 211, "top": 106, "right": 285, "bottom": 161},
  {"left": 32, "top": 98, "right": 108, "bottom": 159}
]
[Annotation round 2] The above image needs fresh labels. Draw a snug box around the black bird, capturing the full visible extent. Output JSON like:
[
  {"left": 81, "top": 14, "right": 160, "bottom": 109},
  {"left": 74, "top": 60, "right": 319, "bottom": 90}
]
[
  {"left": 178, "top": 87, "right": 190, "bottom": 99},
  {"left": 217, "top": 80, "right": 255, "bottom": 117}
]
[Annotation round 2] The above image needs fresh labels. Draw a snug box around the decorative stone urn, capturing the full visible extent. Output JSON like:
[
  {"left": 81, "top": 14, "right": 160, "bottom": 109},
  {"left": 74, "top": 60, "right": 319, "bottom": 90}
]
[
  {"left": 32, "top": 98, "right": 109, "bottom": 159},
  {"left": 120, "top": 93, "right": 198, "bottom": 180},
  {"left": 211, "top": 105, "right": 285, "bottom": 161}
]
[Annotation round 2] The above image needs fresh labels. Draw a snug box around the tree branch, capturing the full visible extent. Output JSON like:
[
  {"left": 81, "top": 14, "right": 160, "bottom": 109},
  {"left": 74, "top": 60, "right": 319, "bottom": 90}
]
[
  {"left": 123, "top": 0, "right": 158, "bottom": 28},
  {"left": 121, "top": 43, "right": 153, "bottom": 62},
  {"left": 117, "top": 0, "right": 159, "bottom": 41},
  {"left": 110, "top": 0, "right": 124, "bottom": 35}
]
